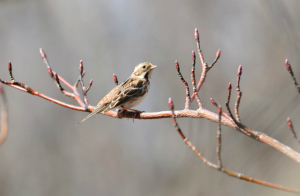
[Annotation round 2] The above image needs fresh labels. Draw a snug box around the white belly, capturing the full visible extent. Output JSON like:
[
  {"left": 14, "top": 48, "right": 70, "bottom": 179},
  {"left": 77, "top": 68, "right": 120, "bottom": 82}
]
[{"left": 120, "top": 92, "right": 147, "bottom": 109}]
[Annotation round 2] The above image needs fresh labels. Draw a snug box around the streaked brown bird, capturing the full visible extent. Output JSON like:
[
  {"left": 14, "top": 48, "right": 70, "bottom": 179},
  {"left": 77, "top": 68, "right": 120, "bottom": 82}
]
[{"left": 77, "top": 62, "right": 157, "bottom": 125}]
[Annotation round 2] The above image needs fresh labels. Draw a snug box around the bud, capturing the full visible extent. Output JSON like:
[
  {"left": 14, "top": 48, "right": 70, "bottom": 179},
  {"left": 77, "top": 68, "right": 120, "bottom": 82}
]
[
  {"left": 194, "top": 28, "right": 199, "bottom": 40},
  {"left": 175, "top": 60, "right": 179, "bottom": 71},
  {"left": 168, "top": 97, "right": 174, "bottom": 110},
  {"left": 79, "top": 60, "right": 83, "bottom": 71},
  {"left": 218, "top": 105, "right": 222, "bottom": 116},
  {"left": 192, "top": 50, "right": 196, "bottom": 59},
  {"left": 113, "top": 74, "right": 118, "bottom": 84},
  {"left": 287, "top": 118, "right": 293, "bottom": 129},
  {"left": 8, "top": 61, "right": 12, "bottom": 72},
  {"left": 81, "top": 71, "right": 86, "bottom": 77},
  {"left": 228, "top": 82, "right": 232, "bottom": 91},
  {"left": 216, "top": 49, "right": 221, "bottom": 58},
  {"left": 89, "top": 79, "right": 93, "bottom": 86},
  {"left": 285, "top": 59, "right": 291, "bottom": 72},
  {"left": 40, "top": 48, "right": 46, "bottom": 58},
  {"left": 238, "top": 65, "right": 242, "bottom": 75},
  {"left": 210, "top": 98, "right": 217, "bottom": 106}
]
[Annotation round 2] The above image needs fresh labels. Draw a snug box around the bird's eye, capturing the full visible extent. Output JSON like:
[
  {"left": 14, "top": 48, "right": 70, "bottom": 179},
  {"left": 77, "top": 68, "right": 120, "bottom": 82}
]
[{"left": 142, "top": 65, "right": 146, "bottom": 69}]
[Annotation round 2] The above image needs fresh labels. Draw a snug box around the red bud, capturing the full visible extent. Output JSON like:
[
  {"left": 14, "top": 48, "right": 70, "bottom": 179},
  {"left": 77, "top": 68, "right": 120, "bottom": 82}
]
[
  {"left": 287, "top": 118, "right": 293, "bottom": 129},
  {"left": 218, "top": 105, "right": 222, "bottom": 116},
  {"left": 79, "top": 60, "right": 83, "bottom": 71},
  {"left": 89, "top": 79, "right": 93, "bottom": 86},
  {"left": 210, "top": 98, "right": 217, "bottom": 106},
  {"left": 238, "top": 65, "right": 242, "bottom": 75},
  {"left": 175, "top": 60, "right": 179, "bottom": 70},
  {"left": 216, "top": 49, "right": 221, "bottom": 58},
  {"left": 81, "top": 71, "right": 86, "bottom": 77},
  {"left": 192, "top": 50, "right": 196, "bottom": 59},
  {"left": 228, "top": 83, "right": 232, "bottom": 91},
  {"left": 285, "top": 59, "right": 291, "bottom": 72},
  {"left": 168, "top": 97, "right": 174, "bottom": 110},
  {"left": 113, "top": 74, "right": 118, "bottom": 84},
  {"left": 8, "top": 61, "right": 12, "bottom": 72},
  {"left": 40, "top": 48, "right": 46, "bottom": 58},
  {"left": 194, "top": 28, "right": 199, "bottom": 40}
]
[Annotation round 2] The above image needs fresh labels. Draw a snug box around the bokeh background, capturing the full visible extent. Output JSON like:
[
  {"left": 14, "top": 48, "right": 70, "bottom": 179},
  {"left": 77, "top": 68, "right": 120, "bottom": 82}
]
[{"left": 1, "top": 1, "right": 300, "bottom": 196}]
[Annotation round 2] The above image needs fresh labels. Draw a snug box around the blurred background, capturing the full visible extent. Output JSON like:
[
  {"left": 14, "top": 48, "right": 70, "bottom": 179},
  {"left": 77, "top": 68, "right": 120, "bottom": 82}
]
[{"left": 1, "top": 0, "right": 300, "bottom": 195}]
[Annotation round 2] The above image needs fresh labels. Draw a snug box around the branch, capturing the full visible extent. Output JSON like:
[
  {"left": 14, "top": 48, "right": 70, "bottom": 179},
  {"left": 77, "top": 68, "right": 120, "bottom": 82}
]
[
  {"left": 168, "top": 98, "right": 300, "bottom": 195},
  {"left": 0, "top": 30, "right": 300, "bottom": 194},
  {"left": 286, "top": 59, "right": 300, "bottom": 93}
]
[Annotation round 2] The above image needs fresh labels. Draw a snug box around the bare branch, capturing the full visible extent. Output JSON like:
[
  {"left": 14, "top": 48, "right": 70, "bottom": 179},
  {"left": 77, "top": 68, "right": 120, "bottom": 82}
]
[
  {"left": 191, "top": 50, "right": 203, "bottom": 108},
  {"left": 216, "top": 105, "right": 222, "bottom": 168},
  {"left": 286, "top": 59, "right": 300, "bottom": 93},
  {"left": 169, "top": 98, "right": 300, "bottom": 194},
  {"left": 235, "top": 65, "right": 242, "bottom": 122},
  {"left": 175, "top": 60, "right": 191, "bottom": 109}
]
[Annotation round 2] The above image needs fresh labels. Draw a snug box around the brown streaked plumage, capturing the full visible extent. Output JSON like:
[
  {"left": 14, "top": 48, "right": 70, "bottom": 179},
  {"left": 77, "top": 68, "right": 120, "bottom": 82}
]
[{"left": 77, "top": 62, "right": 157, "bottom": 125}]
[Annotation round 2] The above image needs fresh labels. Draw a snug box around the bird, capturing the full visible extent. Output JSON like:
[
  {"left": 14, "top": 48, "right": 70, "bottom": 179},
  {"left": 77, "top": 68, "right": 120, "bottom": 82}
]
[{"left": 77, "top": 62, "right": 157, "bottom": 125}]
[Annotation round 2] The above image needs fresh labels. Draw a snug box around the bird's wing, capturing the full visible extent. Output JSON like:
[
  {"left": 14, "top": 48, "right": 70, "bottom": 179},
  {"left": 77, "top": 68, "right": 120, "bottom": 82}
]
[{"left": 110, "top": 83, "right": 145, "bottom": 108}]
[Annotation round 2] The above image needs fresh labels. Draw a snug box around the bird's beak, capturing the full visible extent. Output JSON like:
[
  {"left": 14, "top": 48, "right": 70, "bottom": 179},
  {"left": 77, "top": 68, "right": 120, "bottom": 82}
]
[{"left": 150, "top": 65, "right": 157, "bottom": 70}]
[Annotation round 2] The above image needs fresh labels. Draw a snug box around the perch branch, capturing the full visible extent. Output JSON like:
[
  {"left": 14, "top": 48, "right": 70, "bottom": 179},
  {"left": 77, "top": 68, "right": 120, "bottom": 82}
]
[{"left": 0, "top": 30, "right": 299, "bottom": 195}]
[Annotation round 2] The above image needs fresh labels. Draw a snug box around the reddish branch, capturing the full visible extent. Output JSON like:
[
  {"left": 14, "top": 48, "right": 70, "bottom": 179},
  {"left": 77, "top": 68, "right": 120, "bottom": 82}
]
[
  {"left": 235, "top": 65, "right": 242, "bottom": 121},
  {"left": 1, "top": 29, "right": 300, "bottom": 194},
  {"left": 175, "top": 60, "right": 191, "bottom": 109},
  {"left": 168, "top": 98, "right": 300, "bottom": 194},
  {"left": 286, "top": 59, "right": 300, "bottom": 93}
]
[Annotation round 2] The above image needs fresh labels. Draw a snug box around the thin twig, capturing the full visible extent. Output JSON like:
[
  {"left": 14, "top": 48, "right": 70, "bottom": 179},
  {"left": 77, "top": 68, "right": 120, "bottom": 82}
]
[
  {"left": 192, "top": 29, "right": 221, "bottom": 101},
  {"left": 168, "top": 98, "right": 300, "bottom": 194},
  {"left": 225, "top": 82, "right": 237, "bottom": 123},
  {"left": 86, "top": 79, "right": 93, "bottom": 93},
  {"left": 40, "top": 49, "right": 86, "bottom": 108},
  {"left": 191, "top": 50, "right": 203, "bottom": 108},
  {"left": 287, "top": 118, "right": 300, "bottom": 143},
  {"left": 209, "top": 49, "right": 221, "bottom": 70},
  {"left": 79, "top": 60, "right": 90, "bottom": 106},
  {"left": 216, "top": 105, "right": 222, "bottom": 168},
  {"left": 210, "top": 98, "right": 233, "bottom": 122},
  {"left": 175, "top": 60, "right": 191, "bottom": 109},
  {"left": 286, "top": 59, "right": 300, "bottom": 93},
  {"left": 235, "top": 65, "right": 242, "bottom": 122}
]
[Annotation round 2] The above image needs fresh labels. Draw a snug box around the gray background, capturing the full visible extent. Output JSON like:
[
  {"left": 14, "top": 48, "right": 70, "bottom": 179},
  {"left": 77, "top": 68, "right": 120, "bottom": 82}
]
[{"left": 1, "top": 1, "right": 300, "bottom": 196}]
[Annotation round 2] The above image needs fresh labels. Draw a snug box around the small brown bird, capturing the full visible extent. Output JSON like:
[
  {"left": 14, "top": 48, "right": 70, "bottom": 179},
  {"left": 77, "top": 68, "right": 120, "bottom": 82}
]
[{"left": 77, "top": 62, "right": 157, "bottom": 125}]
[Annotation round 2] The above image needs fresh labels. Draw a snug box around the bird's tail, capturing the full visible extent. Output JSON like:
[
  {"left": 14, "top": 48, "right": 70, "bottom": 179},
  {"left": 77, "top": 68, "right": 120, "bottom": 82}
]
[{"left": 76, "top": 104, "right": 108, "bottom": 126}]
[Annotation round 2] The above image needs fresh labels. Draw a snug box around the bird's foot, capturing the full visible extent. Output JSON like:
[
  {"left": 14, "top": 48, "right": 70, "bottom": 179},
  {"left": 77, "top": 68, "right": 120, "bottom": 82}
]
[{"left": 120, "top": 108, "right": 144, "bottom": 122}]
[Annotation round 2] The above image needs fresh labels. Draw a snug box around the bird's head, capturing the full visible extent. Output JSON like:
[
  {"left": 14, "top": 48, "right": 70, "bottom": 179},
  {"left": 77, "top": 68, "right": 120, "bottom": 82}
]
[{"left": 132, "top": 62, "right": 157, "bottom": 80}]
